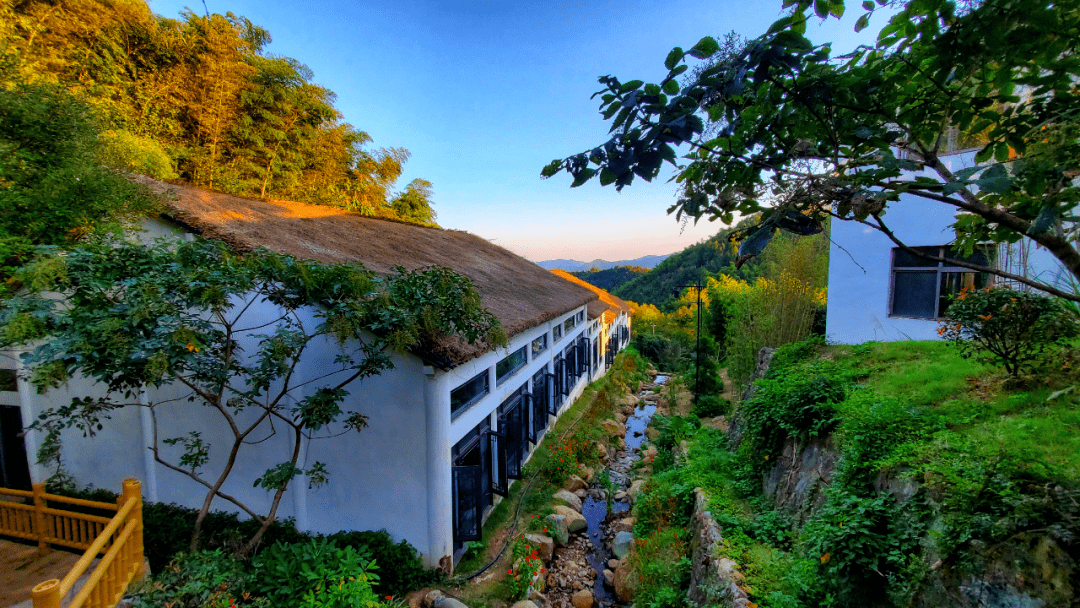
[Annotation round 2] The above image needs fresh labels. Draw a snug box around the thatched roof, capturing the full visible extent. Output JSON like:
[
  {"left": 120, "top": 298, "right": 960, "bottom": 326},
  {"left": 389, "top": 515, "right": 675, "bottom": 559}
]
[
  {"left": 136, "top": 177, "right": 597, "bottom": 368},
  {"left": 549, "top": 270, "right": 633, "bottom": 325}
]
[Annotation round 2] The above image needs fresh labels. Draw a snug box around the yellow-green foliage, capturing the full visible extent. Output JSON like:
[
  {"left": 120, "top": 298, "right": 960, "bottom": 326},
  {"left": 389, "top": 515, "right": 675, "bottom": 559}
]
[{"left": 714, "top": 230, "right": 828, "bottom": 387}]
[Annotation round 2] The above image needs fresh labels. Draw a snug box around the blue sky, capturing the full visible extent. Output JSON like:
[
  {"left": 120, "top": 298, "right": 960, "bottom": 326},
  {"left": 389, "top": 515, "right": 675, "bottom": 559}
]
[{"left": 149, "top": 0, "right": 883, "bottom": 262}]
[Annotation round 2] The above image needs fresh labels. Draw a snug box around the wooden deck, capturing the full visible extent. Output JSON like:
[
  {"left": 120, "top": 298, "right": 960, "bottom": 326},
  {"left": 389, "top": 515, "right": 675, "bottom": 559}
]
[{"left": 0, "top": 539, "right": 98, "bottom": 608}]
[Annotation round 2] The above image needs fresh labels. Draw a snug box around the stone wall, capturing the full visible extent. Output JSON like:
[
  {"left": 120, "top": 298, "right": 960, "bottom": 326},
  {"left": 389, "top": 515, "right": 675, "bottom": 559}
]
[{"left": 686, "top": 489, "right": 749, "bottom": 608}]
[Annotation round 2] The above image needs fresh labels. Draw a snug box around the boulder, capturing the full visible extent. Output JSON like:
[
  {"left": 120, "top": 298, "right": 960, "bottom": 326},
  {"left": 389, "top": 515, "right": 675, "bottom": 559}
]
[
  {"left": 617, "top": 436, "right": 626, "bottom": 451},
  {"left": 603, "top": 569, "right": 614, "bottom": 587},
  {"left": 600, "top": 419, "right": 624, "bottom": 436},
  {"left": 614, "top": 491, "right": 627, "bottom": 501},
  {"left": 643, "top": 445, "right": 658, "bottom": 462},
  {"left": 512, "top": 601, "right": 540, "bottom": 608},
  {"left": 607, "top": 559, "right": 620, "bottom": 569},
  {"left": 612, "top": 531, "right": 634, "bottom": 559},
  {"left": 577, "top": 465, "right": 595, "bottom": 483},
  {"left": 574, "top": 489, "right": 587, "bottom": 499},
  {"left": 614, "top": 411, "right": 627, "bottom": 424},
  {"left": 571, "top": 589, "right": 594, "bottom": 608},
  {"left": 545, "top": 513, "right": 570, "bottom": 546},
  {"left": 554, "top": 489, "right": 583, "bottom": 512},
  {"left": 595, "top": 442, "right": 609, "bottom": 460},
  {"left": 554, "top": 505, "right": 587, "bottom": 533},
  {"left": 564, "top": 475, "right": 588, "bottom": 492},
  {"left": 525, "top": 533, "right": 555, "bottom": 562},
  {"left": 628, "top": 479, "right": 646, "bottom": 500},
  {"left": 435, "top": 597, "right": 470, "bottom": 608},
  {"left": 527, "top": 590, "right": 550, "bottom": 608},
  {"left": 613, "top": 560, "right": 638, "bottom": 603},
  {"left": 612, "top": 517, "right": 636, "bottom": 534},
  {"left": 420, "top": 590, "right": 444, "bottom": 608}
]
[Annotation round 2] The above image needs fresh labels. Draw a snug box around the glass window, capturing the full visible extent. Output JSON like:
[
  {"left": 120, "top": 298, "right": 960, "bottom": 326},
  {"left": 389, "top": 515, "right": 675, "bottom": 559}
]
[
  {"left": 890, "top": 245, "right": 993, "bottom": 319},
  {"left": 576, "top": 311, "right": 585, "bottom": 323},
  {"left": 0, "top": 369, "right": 16, "bottom": 392},
  {"left": 553, "top": 324, "right": 562, "bottom": 342},
  {"left": 451, "top": 371, "right": 489, "bottom": 419},
  {"left": 564, "top": 317, "right": 576, "bottom": 333},
  {"left": 531, "top": 334, "right": 548, "bottom": 358},
  {"left": 496, "top": 347, "right": 528, "bottom": 386}
]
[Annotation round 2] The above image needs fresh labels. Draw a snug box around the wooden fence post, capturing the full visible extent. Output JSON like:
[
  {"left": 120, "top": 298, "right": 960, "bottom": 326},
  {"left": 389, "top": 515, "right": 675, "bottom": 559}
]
[
  {"left": 31, "top": 483, "right": 50, "bottom": 554},
  {"left": 31, "top": 579, "right": 61, "bottom": 608}
]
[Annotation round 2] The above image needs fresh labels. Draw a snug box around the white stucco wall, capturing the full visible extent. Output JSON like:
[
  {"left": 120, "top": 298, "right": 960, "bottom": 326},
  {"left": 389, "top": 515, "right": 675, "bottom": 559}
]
[
  {"left": 827, "top": 150, "right": 1074, "bottom": 344},
  {"left": 6, "top": 216, "right": 607, "bottom": 567}
]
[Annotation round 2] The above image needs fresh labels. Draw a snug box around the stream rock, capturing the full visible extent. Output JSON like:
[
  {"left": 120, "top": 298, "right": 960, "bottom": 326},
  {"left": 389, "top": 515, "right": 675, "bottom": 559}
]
[
  {"left": 571, "top": 589, "right": 594, "bottom": 608},
  {"left": 611, "top": 517, "right": 635, "bottom": 533},
  {"left": 554, "top": 505, "right": 587, "bottom": 533},
  {"left": 601, "top": 419, "right": 624, "bottom": 435},
  {"left": 627, "top": 479, "right": 645, "bottom": 501},
  {"left": 612, "top": 531, "right": 634, "bottom": 559},
  {"left": 546, "top": 514, "right": 570, "bottom": 545},
  {"left": 603, "top": 569, "right": 614, "bottom": 587},
  {"left": 613, "top": 559, "right": 638, "bottom": 603},
  {"left": 565, "top": 475, "right": 588, "bottom": 492},
  {"left": 512, "top": 601, "right": 540, "bottom": 608},
  {"left": 554, "top": 489, "right": 583, "bottom": 512},
  {"left": 578, "top": 465, "right": 595, "bottom": 483},
  {"left": 526, "top": 533, "right": 555, "bottom": 562}
]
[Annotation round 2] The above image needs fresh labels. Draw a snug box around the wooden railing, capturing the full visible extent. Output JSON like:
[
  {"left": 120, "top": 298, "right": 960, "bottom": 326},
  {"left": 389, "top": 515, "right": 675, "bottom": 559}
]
[{"left": 0, "top": 479, "right": 145, "bottom": 608}]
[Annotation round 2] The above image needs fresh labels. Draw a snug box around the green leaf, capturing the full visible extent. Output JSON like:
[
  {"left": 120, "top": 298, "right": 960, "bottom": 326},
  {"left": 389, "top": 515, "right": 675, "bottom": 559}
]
[
  {"left": 829, "top": 0, "right": 845, "bottom": 17},
  {"left": 1028, "top": 206, "right": 1059, "bottom": 235},
  {"left": 619, "top": 80, "right": 644, "bottom": 93},
  {"left": 861, "top": 0, "right": 874, "bottom": 9},
  {"left": 814, "top": 0, "right": 829, "bottom": 18},
  {"left": 663, "top": 79, "right": 680, "bottom": 95},
  {"left": 603, "top": 101, "right": 622, "bottom": 120},
  {"left": 570, "top": 168, "right": 596, "bottom": 187},
  {"left": 599, "top": 168, "right": 617, "bottom": 186},
  {"left": 665, "top": 47, "right": 684, "bottom": 70},
  {"left": 855, "top": 14, "right": 870, "bottom": 32},
  {"left": 540, "top": 160, "right": 562, "bottom": 178},
  {"left": 994, "top": 141, "right": 1011, "bottom": 162},
  {"left": 688, "top": 36, "right": 720, "bottom": 59},
  {"left": 645, "top": 83, "right": 661, "bottom": 96},
  {"left": 977, "top": 164, "right": 1011, "bottom": 194}
]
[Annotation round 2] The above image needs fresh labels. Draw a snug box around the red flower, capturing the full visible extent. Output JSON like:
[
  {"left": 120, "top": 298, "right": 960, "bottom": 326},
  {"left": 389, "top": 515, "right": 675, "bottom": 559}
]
[{"left": 385, "top": 597, "right": 393, "bottom": 601}]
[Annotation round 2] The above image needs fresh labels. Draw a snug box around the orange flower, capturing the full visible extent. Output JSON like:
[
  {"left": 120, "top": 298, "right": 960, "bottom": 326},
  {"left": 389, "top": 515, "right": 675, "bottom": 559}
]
[
  {"left": 978, "top": 314, "right": 992, "bottom": 321},
  {"left": 820, "top": 552, "right": 831, "bottom": 564}
]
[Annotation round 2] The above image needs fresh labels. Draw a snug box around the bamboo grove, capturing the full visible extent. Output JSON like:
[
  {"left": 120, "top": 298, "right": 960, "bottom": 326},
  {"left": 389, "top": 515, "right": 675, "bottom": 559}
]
[{"left": 0, "top": 0, "right": 436, "bottom": 225}]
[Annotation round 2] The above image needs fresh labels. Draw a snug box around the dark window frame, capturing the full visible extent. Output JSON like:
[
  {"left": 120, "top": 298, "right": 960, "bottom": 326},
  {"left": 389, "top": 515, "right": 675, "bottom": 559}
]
[
  {"left": 495, "top": 346, "right": 528, "bottom": 386},
  {"left": 531, "top": 334, "right": 548, "bottom": 358},
  {"left": 889, "top": 245, "right": 994, "bottom": 320},
  {"left": 451, "top": 371, "right": 489, "bottom": 420}
]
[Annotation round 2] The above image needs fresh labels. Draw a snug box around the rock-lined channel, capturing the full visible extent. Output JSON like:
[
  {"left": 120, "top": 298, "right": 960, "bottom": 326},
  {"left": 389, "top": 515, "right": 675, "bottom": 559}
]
[{"left": 541, "top": 374, "right": 666, "bottom": 608}]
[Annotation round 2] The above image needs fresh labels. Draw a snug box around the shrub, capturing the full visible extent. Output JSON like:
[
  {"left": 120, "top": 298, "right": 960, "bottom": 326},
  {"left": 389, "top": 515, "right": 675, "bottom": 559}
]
[
  {"left": 692, "top": 394, "right": 731, "bottom": 418},
  {"left": 133, "top": 549, "right": 263, "bottom": 608},
  {"left": 940, "top": 286, "right": 1080, "bottom": 376},
  {"left": 326, "top": 530, "right": 433, "bottom": 596},
  {"left": 250, "top": 538, "right": 376, "bottom": 607}
]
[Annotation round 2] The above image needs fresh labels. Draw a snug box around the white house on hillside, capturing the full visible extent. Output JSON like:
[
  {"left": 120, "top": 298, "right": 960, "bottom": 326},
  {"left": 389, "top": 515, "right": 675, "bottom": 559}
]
[
  {"left": 0, "top": 178, "right": 621, "bottom": 569},
  {"left": 827, "top": 149, "right": 1074, "bottom": 344},
  {"left": 549, "top": 269, "right": 632, "bottom": 377}
]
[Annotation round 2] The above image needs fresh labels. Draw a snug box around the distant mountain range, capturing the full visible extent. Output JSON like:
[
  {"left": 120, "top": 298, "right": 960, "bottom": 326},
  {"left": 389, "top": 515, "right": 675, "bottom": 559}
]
[{"left": 536, "top": 254, "right": 673, "bottom": 272}]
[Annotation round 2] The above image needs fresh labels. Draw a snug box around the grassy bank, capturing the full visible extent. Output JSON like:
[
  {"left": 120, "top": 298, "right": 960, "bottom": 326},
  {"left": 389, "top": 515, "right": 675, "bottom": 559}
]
[{"left": 624, "top": 338, "right": 1080, "bottom": 608}]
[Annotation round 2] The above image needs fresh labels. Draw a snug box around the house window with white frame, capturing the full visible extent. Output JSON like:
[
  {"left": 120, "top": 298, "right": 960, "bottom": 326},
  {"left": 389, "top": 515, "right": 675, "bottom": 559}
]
[
  {"left": 553, "top": 324, "right": 562, "bottom": 342},
  {"left": 890, "top": 245, "right": 993, "bottom": 319}
]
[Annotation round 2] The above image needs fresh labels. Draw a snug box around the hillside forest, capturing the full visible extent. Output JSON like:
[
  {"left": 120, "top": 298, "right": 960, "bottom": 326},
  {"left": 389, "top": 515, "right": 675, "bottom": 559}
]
[{"left": 0, "top": 0, "right": 435, "bottom": 222}]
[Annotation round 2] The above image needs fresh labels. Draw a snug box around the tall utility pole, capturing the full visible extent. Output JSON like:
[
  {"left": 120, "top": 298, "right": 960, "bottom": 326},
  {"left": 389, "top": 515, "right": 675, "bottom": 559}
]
[{"left": 672, "top": 282, "right": 703, "bottom": 408}]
